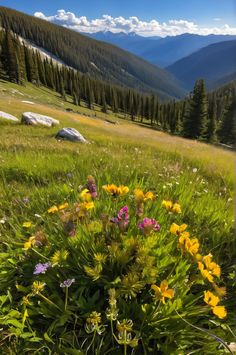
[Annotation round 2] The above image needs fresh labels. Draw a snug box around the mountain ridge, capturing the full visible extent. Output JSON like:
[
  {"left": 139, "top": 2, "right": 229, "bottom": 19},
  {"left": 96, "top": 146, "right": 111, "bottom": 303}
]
[
  {"left": 0, "top": 6, "right": 185, "bottom": 100},
  {"left": 85, "top": 31, "right": 236, "bottom": 68},
  {"left": 167, "top": 39, "right": 236, "bottom": 90}
]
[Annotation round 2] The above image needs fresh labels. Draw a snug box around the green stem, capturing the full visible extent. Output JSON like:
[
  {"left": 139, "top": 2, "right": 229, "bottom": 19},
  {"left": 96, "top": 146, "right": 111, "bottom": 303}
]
[
  {"left": 38, "top": 292, "right": 61, "bottom": 311},
  {"left": 124, "top": 330, "right": 127, "bottom": 355},
  {"left": 65, "top": 287, "right": 68, "bottom": 311},
  {"left": 32, "top": 248, "right": 49, "bottom": 260},
  {"left": 110, "top": 319, "right": 115, "bottom": 347}
]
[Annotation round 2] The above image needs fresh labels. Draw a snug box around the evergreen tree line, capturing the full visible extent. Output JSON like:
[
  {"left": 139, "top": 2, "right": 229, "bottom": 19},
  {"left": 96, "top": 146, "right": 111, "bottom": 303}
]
[{"left": 0, "top": 29, "right": 235, "bottom": 146}]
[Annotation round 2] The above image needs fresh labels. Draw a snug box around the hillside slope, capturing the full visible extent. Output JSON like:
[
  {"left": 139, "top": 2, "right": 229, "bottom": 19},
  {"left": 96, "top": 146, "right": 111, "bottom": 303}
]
[
  {"left": 0, "top": 6, "right": 185, "bottom": 99},
  {"left": 167, "top": 40, "right": 236, "bottom": 90}
]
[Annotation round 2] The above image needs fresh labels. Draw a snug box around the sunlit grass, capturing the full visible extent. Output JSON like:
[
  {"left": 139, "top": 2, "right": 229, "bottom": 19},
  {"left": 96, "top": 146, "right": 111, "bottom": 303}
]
[{"left": 0, "top": 81, "right": 235, "bottom": 353}]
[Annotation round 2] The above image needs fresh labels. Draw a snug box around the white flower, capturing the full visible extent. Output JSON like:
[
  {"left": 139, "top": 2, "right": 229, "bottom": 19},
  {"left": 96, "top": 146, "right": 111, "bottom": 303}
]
[{"left": 192, "top": 168, "right": 198, "bottom": 173}]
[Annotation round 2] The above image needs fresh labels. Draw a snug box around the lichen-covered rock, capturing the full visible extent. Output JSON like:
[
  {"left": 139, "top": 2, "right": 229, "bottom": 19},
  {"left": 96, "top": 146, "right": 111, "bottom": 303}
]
[
  {"left": 55, "top": 128, "right": 88, "bottom": 143},
  {"left": 0, "top": 111, "right": 19, "bottom": 122},
  {"left": 22, "top": 112, "right": 59, "bottom": 127}
]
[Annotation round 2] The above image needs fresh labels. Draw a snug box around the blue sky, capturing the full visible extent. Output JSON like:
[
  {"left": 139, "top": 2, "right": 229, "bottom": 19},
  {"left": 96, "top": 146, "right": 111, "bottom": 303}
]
[{"left": 1, "top": 0, "right": 236, "bottom": 36}]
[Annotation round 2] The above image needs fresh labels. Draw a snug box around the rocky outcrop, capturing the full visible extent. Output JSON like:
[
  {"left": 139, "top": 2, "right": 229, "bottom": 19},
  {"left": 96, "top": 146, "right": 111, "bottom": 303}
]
[
  {"left": 55, "top": 128, "right": 88, "bottom": 143},
  {"left": 22, "top": 112, "right": 59, "bottom": 127},
  {"left": 0, "top": 111, "right": 19, "bottom": 122}
]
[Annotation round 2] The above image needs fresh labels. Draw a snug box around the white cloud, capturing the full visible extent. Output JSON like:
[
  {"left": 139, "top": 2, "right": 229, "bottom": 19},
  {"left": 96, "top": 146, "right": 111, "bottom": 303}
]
[{"left": 34, "top": 10, "right": 236, "bottom": 37}]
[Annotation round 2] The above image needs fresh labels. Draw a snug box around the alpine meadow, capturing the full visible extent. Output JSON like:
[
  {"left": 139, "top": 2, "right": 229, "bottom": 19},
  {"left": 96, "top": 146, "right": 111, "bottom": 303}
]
[{"left": 0, "top": 3, "right": 235, "bottom": 355}]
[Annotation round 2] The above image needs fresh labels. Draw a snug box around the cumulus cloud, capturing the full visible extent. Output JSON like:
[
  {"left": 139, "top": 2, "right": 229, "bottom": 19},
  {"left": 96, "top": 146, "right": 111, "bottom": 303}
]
[{"left": 34, "top": 10, "right": 236, "bottom": 37}]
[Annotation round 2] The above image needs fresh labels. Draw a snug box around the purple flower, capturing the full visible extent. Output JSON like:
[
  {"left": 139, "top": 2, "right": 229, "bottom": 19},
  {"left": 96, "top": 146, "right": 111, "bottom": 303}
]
[
  {"left": 86, "top": 175, "right": 97, "bottom": 199},
  {"left": 111, "top": 206, "right": 129, "bottom": 231},
  {"left": 33, "top": 262, "right": 51, "bottom": 275},
  {"left": 60, "top": 278, "right": 75, "bottom": 288},
  {"left": 138, "top": 217, "right": 160, "bottom": 235},
  {"left": 23, "top": 197, "right": 30, "bottom": 204}
]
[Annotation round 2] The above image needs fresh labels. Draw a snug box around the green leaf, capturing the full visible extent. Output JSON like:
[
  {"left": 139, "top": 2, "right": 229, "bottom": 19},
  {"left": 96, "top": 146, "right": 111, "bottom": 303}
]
[{"left": 44, "top": 332, "right": 55, "bottom": 344}]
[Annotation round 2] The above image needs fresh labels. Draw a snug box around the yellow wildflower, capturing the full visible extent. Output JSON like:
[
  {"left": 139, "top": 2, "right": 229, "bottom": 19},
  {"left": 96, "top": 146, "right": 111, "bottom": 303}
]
[
  {"left": 117, "top": 319, "right": 133, "bottom": 333},
  {"left": 162, "top": 200, "right": 173, "bottom": 211},
  {"left": 22, "top": 222, "right": 32, "bottom": 228},
  {"left": 204, "top": 290, "right": 219, "bottom": 307},
  {"left": 86, "top": 311, "right": 102, "bottom": 326},
  {"left": 48, "top": 205, "right": 59, "bottom": 214},
  {"left": 170, "top": 223, "right": 188, "bottom": 236},
  {"left": 134, "top": 188, "right": 155, "bottom": 202},
  {"left": 172, "top": 203, "right": 181, "bottom": 214},
  {"left": 58, "top": 202, "right": 69, "bottom": 210},
  {"left": 117, "top": 185, "right": 129, "bottom": 195},
  {"left": 162, "top": 200, "right": 181, "bottom": 214},
  {"left": 198, "top": 254, "right": 221, "bottom": 283},
  {"left": 84, "top": 201, "right": 95, "bottom": 210},
  {"left": 212, "top": 306, "right": 227, "bottom": 319},
  {"left": 23, "top": 231, "right": 48, "bottom": 250},
  {"left": 23, "top": 236, "right": 36, "bottom": 250},
  {"left": 203, "top": 290, "right": 227, "bottom": 319},
  {"left": 179, "top": 235, "right": 199, "bottom": 256},
  {"left": 151, "top": 280, "right": 174, "bottom": 304},
  {"left": 203, "top": 254, "right": 221, "bottom": 278},
  {"left": 80, "top": 189, "right": 92, "bottom": 202},
  {"left": 103, "top": 184, "right": 129, "bottom": 197},
  {"left": 31, "top": 281, "right": 45, "bottom": 295},
  {"left": 22, "top": 296, "right": 31, "bottom": 306},
  {"left": 74, "top": 201, "right": 94, "bottom": 217}
]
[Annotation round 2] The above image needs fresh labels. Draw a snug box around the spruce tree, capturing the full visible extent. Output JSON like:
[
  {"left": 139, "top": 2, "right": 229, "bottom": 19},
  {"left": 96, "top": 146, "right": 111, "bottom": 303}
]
[
  {"left": 218, "top": 89, "right": 236, "bottom": 145},
  {"left": 182, "top": 79, "right": 208, "bottom": 139},
  {"left": 101, "top": 90, "right": 107, "bottom": 113},
  {"left": 207, "top": 94, "right": 218, "bottom": 143}
]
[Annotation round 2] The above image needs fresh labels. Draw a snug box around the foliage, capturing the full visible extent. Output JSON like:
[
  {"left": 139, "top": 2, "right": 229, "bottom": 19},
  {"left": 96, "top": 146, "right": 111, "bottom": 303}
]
[
  {"left": 0, "top": 174, "right": 234, "bottom": 354},
  {"left": 0, "top": 81, "right": 234, "bottom": 353}
]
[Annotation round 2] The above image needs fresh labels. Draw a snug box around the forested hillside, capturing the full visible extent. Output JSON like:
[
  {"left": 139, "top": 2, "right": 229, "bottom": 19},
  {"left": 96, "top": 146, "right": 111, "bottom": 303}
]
[
  {"left": 0, "top": 6, "right": 185, "bottom": 100},
  {"left": 0, "top": 27, "right": 235, "bottom": 146}
]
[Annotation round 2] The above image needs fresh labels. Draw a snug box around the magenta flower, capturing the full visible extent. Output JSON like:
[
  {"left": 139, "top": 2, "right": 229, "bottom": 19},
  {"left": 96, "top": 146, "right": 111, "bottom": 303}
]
[
  {"left": 138, "top": 217, "right": 160, "bottom": 235},
  {"left": 33, "top": 262, "right": 51, "bottom": 275},
  {"left": 111, "top": 206, "right": 129, "bottom": 231},
  {"left": 60, "top": 278, "right": 75, "bottom": 288}
]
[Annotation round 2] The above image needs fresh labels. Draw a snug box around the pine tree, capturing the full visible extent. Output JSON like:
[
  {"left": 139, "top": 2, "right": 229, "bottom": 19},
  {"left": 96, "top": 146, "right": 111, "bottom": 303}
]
[
  {"left": 218, "top": 89, "right": 236, "bottom": 145},
  {"left": 3, "top": 31, "right": 20, "bottom": 83},
  {"left": 150, "top": 94, "right": 156, "bottom": 126},
  {"left": 207, "top": 94, "right": 218, "bottom": 142},
  {"left": 59, "top": 76, "right": 66, "bottom": 101},
  {"left": 182, "top": 79, "right": 208, "bottom": 139},
  {"left": 101, "top": 90, "right": 107, "bottom": 113}
]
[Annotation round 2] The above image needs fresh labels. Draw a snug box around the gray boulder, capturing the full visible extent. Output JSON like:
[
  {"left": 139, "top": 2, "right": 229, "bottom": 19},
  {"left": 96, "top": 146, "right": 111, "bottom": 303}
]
[
  {"left": 0, "top": 111, "right": 19, "bottom": 122},
  {"left": 22, "top": 112, "right": 59, "bottom": 127},
  {"left": 55, "top": 128, "right": 88, "bottom": 143}
]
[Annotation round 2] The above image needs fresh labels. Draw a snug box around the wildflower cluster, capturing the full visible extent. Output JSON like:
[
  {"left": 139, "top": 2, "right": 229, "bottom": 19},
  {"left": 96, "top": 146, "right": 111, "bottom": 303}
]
[
  {"left": 170, "top": 223, "right": 227, "bottom": 319},
  {"left": 162, "top": 200, "right": 181, "bottom": 214},
  {"left": 0, "top": 175, "right": 230, "bottom": 354}
]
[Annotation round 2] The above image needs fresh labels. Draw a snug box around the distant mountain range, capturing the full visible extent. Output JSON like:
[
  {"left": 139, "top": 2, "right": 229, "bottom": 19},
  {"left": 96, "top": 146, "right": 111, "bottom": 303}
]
[
  {"left": 167, "top": 40, "right": 236, "bottom": 90},
  {"left": 0, "top": 7, "right": 185, "bottom": 100},
  {"left": 85, "top": 31, "right": 236, "bottom": 68}
]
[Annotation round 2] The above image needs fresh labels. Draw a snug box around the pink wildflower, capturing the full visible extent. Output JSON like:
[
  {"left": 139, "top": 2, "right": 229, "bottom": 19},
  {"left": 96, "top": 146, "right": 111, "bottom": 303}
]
[
  {"left": 138, "top": 217, "right": 160, "bottom": 235},
  {"left": 111, "top": 206, "right": 129, "bottom": 231}
]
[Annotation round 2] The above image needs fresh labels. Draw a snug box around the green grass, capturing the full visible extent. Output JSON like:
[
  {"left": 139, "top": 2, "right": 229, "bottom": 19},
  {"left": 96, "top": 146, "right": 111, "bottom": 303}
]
[
  {"left": 0, "top": 81, "right": 234, "bottom": 260},
  {"left": 0, "top": 81, "right": 235, "bottom": 353}
]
